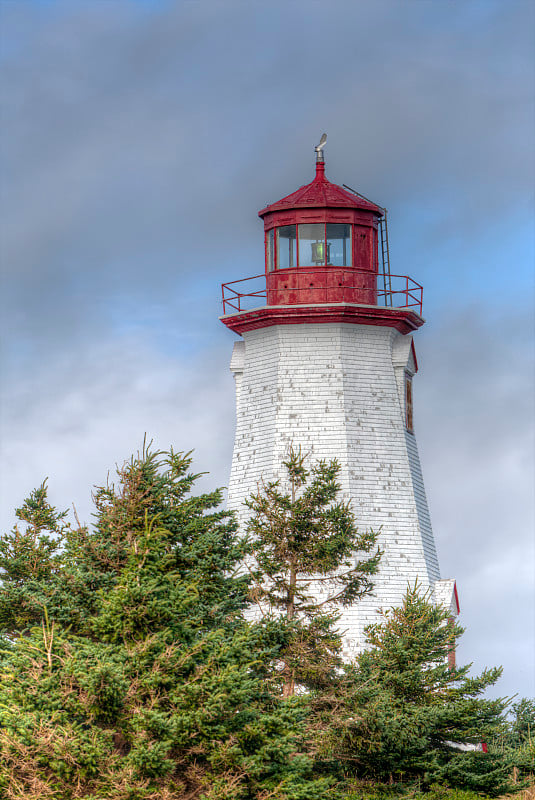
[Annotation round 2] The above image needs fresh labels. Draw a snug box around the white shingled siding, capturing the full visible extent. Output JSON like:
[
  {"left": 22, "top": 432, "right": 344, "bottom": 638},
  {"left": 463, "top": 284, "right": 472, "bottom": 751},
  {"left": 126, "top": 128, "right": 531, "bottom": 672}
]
[
  {"left": 434, "top": 579, "right": 459, "bottom": 617},
  {"left": 228, "top": 322, "right": 445, "bottom": 658}
]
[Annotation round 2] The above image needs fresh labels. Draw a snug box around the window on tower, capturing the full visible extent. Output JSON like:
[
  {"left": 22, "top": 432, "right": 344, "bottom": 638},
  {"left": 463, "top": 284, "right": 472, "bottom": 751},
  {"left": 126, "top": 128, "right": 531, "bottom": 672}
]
[
  {"left": 298, "top": 223, "right": 326, "bottom": 265},
  {"left": 276, "top": 225, "right": 297, "bottom": 268},
  {"left": 267, "top": 229, "right": 275, "bottom": 271},
  {"left": 326, "top": 223, "right": 351, "bottom": 266},
  {"left": 405, "top": 374, "right": 413, "bottom": 433},
  {"left": 272, "top": 223, "right": 353, "bottom": 269},
  {"left": 298, "top": 223, "right": 352, "bottom": 267}
]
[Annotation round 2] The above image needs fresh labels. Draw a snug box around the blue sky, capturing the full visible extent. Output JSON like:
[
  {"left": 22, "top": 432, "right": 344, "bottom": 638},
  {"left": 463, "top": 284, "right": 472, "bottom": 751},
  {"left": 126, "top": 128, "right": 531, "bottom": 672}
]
[{"left": 0, "top": 0, "right": 533, "bottom": 699}]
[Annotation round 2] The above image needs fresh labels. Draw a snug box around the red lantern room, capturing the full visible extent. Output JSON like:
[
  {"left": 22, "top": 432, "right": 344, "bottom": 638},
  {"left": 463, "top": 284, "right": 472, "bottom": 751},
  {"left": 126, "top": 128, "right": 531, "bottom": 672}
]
[
  {"left": 222, "top": 136, "right": 424, "bottom": 336},
  {"left": 259, "top": 136, "right": 382, "bottom": 307}
]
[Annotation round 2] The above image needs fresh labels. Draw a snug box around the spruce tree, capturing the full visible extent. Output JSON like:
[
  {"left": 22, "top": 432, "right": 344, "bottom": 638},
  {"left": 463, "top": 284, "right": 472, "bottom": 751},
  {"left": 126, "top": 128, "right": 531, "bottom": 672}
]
[
  {"left": 0, "top": 481, "right": 68, "bottom": 636},
  {"left": 314, "top": 584, "right": 513, "bottom": 796},
  {"left": 245, "top": 447, "right": 381, "bottom": 696},
  {"left": 496, "top": 698, "right": 535, "bottom": 790},
  {"left": 508, "top": 698, "right": 535, "bottom": 747},
  {"left": 0, "top": 445, "right": 332, "bottom": 799}
]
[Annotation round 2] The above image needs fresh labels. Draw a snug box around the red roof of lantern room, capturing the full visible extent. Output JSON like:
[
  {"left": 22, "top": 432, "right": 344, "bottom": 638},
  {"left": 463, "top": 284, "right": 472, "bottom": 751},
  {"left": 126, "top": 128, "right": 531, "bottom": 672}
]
[{"left": 258, "top": 162, "right": 384, "bottom": 218}]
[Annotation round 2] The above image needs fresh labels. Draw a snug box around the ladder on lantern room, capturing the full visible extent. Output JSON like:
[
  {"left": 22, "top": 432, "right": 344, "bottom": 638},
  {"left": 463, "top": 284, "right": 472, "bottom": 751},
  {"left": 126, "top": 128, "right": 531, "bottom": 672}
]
[
  {"left": 343, "top": 184, "right": 393, "bottom": 307},
  {"left": 379, "top": 211, "right": 393, "bottom": 306}
]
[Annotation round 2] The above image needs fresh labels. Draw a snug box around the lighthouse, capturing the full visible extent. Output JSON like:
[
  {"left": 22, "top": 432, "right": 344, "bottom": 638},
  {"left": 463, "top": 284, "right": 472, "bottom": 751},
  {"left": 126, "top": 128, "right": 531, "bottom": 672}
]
[{"left": 221, "top": 137, "right": 458, "bottom": 657}]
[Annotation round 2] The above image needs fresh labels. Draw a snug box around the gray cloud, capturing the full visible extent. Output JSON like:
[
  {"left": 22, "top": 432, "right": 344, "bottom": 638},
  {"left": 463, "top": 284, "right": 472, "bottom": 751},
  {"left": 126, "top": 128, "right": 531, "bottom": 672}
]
[
  {"left": 2, "top": 1, "right": 533, "bottom": 352},
  {"left": 416, "top": 310, "right": 534, "bottom": 697},
  {"left": 0, "top": 332, "right": 236, "bottom": 531}
]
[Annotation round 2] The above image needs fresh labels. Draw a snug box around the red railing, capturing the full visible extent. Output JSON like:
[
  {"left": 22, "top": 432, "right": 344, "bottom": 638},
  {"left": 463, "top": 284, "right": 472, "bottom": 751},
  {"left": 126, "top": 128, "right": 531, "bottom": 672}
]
[
  {"left": 222, "top": 275, "right": 267, "bottom": 313},
  {"left": 221, "top": 269, "right": 423, "bottom": 316}
]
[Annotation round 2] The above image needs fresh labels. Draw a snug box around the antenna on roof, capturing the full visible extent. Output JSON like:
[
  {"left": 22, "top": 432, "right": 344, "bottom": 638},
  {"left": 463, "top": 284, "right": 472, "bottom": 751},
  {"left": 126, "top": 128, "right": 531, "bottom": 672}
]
[{"left": 314, "top": 133, "right": 327, "bottom": 163}]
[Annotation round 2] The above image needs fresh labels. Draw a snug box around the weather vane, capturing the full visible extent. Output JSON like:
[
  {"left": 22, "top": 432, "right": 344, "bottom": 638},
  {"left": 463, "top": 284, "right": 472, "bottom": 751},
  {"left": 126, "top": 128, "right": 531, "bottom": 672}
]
[{"left": 314, "top": 133, "right": 327, "bottom": 163}]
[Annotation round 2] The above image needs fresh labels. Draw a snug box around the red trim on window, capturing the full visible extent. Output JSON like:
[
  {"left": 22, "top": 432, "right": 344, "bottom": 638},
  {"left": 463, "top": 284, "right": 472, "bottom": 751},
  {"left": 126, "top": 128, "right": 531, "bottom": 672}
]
[
  {"left": 405, "top": 374, "right": 414, "bottom": 433},
  {"left": 410, "top": 339, "right": 419, "bottom": 374}
]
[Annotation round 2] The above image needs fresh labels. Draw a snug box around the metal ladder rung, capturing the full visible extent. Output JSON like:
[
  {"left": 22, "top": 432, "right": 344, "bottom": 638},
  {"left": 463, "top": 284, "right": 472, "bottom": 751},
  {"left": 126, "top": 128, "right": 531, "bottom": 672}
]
[
  {"left": 380, "top": 211, "right": 393, "bottom": 307},
  {"left": 343, "top": 182, "right": 392, "bottom": 307}
]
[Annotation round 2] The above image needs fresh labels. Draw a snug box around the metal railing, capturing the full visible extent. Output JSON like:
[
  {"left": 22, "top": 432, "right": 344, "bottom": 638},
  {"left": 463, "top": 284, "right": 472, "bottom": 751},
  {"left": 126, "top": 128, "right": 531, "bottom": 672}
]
[
  {"left": 222, "top": 274, "right": 267, "bottom": 313},
  {"left": 221, "top": 269, "right": 423, "bottom": 316}
]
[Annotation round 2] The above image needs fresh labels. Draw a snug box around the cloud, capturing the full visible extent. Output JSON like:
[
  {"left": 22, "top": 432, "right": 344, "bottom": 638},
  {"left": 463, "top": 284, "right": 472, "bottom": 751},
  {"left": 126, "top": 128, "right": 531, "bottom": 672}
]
[
  {"left": 2, "top": 1, "right": 533, "bottom": 355},
  {"left": 416, "top": 309, "right": 534, "bottom": 697},
  {"left": 0, "top": 332, "right": 236, "bottom": 532}
]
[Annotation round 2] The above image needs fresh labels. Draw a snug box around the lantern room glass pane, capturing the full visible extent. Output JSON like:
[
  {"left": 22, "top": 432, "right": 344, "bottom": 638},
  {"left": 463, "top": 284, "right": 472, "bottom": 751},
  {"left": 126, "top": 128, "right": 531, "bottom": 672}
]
[
  {"left": 276, "top": 225, "right": 297, "bottom": 268},
  {"left": 298, "top": 223, "right": 326, "bottom": 266},
  {"left": 267, "top": 229, "right": 275, "bottom": 271},
  {"left": 326, "top": 223, "right": 351, "bottom": 266}
]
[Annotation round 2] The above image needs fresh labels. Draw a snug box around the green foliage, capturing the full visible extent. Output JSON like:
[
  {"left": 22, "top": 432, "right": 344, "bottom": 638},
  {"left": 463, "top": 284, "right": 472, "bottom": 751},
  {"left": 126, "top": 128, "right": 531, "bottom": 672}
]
[
  {"left": 314, "top": 584, "right": 512, "bottom": 796},
  {"left": 0, "top": 480, "right": 68, "bottom": 635},
  {"left": 343, "top": 783, "right": 489, "bottom": 800},
  {"left": 509, "top": 699, "right": 535, "bottom": 747},
  {"left": 0, "top": 445, "right": 332, "bottom": 799},
  {"left": 0, "top": 443, "right": 524, "bottom": 799},
  {"left": 431, "top": 750, "right": 512, "bottom": 796},
  {"left": 245, "top": 446, "right": 380, "bottom": 695},
  {"left": 490, "top": 697, "right": 535, "bottom": 789}
]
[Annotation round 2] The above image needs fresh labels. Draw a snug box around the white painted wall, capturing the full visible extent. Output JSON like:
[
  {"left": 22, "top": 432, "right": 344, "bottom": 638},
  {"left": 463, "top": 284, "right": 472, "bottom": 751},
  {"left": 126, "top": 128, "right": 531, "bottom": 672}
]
[{"left": 228, "top": 322, "right": 451, "bottom": 657}]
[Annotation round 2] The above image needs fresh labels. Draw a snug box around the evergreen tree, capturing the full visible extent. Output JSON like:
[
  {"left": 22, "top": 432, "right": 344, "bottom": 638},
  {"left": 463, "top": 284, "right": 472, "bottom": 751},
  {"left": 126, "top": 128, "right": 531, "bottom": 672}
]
[
  {"left": 0, "top": 480, "right": 68, "bottom": 636},
  {"left": 508, "top": 698, "right": 535, "bottom": 747},
  {"left": 0, "top": 446, "right": 332, "bottom": 800},
  {"left": 494, "top": 698, "right": 535, "bottom": 790},
  {"left": 315, "top": 584, "right": 512, "bottom": 796},
  {"left": 245, "top": 447, "right": 380, "bottom": 696}
]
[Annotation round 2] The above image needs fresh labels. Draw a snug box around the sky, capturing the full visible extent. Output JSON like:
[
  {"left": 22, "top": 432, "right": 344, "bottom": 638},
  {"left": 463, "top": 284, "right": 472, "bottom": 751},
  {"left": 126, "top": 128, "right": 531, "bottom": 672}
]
[{"left": 0, "top": 0, "right": 534, "bottom": 700}]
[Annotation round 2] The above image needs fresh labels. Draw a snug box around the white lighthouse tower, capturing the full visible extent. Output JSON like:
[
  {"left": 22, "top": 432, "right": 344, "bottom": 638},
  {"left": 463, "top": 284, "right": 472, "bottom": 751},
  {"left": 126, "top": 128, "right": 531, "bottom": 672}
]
[{"left": 221, "top": 138, "right": 458, "bottom": 657}]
